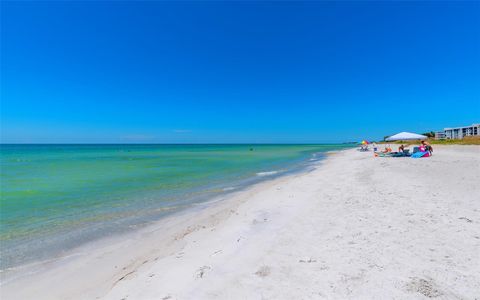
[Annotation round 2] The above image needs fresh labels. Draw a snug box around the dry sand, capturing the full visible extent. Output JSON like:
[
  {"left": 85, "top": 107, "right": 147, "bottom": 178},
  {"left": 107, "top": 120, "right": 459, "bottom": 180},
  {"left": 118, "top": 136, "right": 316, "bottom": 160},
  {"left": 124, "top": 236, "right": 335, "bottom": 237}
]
[{"left": 2, "top": 145, "right": 479, "bottom": 299}]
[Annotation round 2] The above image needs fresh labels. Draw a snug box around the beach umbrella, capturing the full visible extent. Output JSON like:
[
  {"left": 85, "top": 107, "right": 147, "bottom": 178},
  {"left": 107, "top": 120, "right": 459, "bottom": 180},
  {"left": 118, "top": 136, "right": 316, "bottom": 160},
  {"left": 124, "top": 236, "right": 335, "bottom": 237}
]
[
  {"left": 385, "top": 132, "right": 427, "bottom": 141},
  {"left": 361, "top": 140, "right": 369, "bottom": 144}
]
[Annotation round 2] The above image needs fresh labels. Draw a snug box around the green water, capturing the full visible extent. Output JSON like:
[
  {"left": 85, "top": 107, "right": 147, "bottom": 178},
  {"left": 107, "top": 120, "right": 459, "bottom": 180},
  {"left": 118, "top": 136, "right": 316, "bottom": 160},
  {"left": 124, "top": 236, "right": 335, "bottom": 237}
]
[{"left": 0, "top": 144, "right": 349, "bottom": 269}]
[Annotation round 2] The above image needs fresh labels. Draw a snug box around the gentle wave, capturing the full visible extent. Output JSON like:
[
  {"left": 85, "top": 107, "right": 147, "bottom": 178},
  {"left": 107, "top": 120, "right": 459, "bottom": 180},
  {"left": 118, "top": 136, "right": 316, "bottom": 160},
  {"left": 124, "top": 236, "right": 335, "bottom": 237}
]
[
  {"left": 222, "top": 187, "right": 236, "bottom": 191},
  {"left": 256, "top": 170, "right": 281, "bottom": 176}
]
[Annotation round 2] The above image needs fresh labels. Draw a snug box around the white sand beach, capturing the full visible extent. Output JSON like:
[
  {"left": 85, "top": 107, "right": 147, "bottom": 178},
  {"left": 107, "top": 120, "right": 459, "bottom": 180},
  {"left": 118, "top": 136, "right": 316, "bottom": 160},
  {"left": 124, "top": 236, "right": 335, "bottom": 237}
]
[{"left": 2, "top": 145, "right": 479, "bottom": 299}]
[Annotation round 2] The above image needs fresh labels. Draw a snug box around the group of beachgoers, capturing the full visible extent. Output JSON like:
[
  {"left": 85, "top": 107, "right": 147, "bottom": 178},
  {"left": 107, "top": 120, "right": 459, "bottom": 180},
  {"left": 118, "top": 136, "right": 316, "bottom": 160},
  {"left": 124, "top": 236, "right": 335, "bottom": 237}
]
[{"left": 368, "top": 141, "right": 433, "bottom": 158}]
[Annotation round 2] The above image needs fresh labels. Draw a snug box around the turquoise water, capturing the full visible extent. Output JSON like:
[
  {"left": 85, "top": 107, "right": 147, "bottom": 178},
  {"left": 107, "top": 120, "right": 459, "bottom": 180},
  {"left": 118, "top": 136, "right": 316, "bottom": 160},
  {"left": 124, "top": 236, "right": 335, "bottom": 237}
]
[{"left": 0, "top": 144, "right": 349, "bottom": 269}]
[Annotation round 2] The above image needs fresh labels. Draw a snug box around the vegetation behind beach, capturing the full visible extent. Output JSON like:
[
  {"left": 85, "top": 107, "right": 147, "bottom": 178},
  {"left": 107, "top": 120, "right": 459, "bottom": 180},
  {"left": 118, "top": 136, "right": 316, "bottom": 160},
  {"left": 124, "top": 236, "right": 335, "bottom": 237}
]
[{"left": 380, "top": 136, "right": 480, "bottom": 145}]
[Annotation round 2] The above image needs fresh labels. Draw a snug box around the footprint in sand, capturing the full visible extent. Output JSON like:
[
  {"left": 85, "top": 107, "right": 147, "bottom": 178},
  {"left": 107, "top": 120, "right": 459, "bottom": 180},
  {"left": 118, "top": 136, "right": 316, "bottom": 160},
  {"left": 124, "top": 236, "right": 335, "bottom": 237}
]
[
  {"left": 252, "top": 218, "right": 268, "bottom": 225},
  {"left": 255, "top": 265, "right": 271, "bottom": 277},
  {"left": 406, "top": 277, "right": 443, "bottom": 298},
  {"left": 299, "top": 257, "right": 317, "bottom": 263},
  {"left": 195, "top": 266, "right": 211, "bottom": 279}
]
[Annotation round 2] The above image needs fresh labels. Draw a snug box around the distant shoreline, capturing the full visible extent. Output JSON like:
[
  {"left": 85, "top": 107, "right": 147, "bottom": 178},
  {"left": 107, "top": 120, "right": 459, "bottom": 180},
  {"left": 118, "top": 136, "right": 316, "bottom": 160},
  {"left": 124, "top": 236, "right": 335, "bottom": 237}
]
[{"left": 0, "top": 143, "right": 357, "bottom": 146}]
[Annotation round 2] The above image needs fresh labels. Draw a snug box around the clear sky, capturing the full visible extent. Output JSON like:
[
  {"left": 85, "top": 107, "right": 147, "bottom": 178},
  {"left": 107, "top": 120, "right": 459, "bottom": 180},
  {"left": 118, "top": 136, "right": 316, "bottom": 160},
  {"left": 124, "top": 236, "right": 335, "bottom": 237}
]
[{"left": 1, "top": 1, "right": 479, "bottom": 143}]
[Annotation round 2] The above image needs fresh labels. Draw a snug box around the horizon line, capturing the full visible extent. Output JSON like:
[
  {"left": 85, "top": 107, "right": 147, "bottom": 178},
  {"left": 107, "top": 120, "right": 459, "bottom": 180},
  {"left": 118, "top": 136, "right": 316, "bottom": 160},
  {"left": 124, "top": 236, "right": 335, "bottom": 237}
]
[{"left": 0, "top": 142, "right": 360, "bottom": 145}]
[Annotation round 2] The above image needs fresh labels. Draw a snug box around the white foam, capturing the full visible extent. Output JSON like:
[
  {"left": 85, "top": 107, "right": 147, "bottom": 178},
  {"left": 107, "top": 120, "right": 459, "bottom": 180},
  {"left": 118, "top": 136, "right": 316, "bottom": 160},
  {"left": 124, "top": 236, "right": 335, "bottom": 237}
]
[{"left": 256, "top": 170, "right": 279, "bottom": 177}]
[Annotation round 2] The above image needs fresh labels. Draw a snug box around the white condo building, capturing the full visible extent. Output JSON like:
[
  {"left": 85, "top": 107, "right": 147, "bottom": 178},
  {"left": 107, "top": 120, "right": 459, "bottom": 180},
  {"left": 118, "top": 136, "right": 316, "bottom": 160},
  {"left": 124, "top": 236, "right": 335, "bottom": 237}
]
[{"left": 436, "top": 123, "right": 480, "bottom": 139}]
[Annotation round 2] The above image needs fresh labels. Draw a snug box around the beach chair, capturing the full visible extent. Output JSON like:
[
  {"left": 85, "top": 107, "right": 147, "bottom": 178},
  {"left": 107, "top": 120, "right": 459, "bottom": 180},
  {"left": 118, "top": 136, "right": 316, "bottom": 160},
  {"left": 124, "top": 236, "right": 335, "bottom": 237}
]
[{"left": 359, "top": 145, "right": 369, "bottom": 152}]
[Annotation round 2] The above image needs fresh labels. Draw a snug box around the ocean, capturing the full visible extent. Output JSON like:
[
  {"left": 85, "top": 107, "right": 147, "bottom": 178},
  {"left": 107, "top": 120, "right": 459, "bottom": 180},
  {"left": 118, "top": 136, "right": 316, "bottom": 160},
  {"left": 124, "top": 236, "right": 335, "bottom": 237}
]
[{"left": 0, "top": 144, "right": 350, "bottom": 270}]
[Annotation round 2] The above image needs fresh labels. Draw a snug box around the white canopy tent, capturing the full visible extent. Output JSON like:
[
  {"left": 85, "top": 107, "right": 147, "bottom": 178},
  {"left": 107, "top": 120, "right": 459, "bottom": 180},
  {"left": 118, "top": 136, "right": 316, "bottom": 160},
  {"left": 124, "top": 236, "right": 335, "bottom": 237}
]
[{"left": 385, "top": 132, "right": 427, "bottom": 141}]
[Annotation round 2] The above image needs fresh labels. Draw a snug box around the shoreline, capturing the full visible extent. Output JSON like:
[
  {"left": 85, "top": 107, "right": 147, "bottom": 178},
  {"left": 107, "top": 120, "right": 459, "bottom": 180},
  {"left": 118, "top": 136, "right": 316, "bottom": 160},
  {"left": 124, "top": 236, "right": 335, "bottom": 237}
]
[
  {"left": 0, "top": 150, "right": 337, "bottom": 293},
  {"left": 2, "top": 146, "right": 479, "bottom": 299},
  {"left": 1, "top": 145, "right": 343, "bottom": 272}
]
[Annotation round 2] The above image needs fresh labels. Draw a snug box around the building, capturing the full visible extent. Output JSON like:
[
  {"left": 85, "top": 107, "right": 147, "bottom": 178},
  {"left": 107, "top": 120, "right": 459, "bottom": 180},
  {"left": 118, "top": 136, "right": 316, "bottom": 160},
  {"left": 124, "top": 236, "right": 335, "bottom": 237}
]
[
  {"left": 440, "top": 123, "right": 480, "bottom": 140},
  {"left": 434, "top": 131, "right": 446, "bottom": 140}
]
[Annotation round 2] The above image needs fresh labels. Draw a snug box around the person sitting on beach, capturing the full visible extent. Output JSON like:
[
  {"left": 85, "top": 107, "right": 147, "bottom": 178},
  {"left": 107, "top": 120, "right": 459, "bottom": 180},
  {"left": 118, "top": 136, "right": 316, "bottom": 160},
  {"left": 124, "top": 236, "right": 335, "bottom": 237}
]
[
  {"left": 382, "top": 146, "right": 392, "bottom": 153},
  {"left": 421, "top": 140, "right": 433, "bottom": 154},
  {"left": 398, "top": 144, "right": 405, "bottom": 153}
]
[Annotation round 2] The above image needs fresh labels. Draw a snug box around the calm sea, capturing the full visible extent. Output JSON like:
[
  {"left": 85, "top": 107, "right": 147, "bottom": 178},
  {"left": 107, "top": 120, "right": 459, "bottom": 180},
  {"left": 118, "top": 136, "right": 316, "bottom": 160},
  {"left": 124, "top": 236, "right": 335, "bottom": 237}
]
[{"left": 0, "top": 144, "right": 350, "bottom": 270}]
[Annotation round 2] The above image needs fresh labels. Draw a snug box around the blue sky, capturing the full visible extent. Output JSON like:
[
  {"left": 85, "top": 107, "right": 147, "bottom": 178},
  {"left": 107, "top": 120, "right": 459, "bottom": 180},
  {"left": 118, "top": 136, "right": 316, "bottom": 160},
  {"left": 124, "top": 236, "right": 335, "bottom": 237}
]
[{"left": 1, "top": 1, "right": 479, "bottom": 143}]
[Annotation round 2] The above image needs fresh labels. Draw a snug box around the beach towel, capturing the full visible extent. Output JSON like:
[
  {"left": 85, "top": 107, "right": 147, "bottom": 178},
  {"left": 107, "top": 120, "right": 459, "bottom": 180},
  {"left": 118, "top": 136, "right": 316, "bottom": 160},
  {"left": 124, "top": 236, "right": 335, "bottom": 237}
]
[
  {"left": 411, "top": 151, "right": 430, "bottom": 158},
  {"left": 374, "top": 152, "right": 410, "bottom": 158}
]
